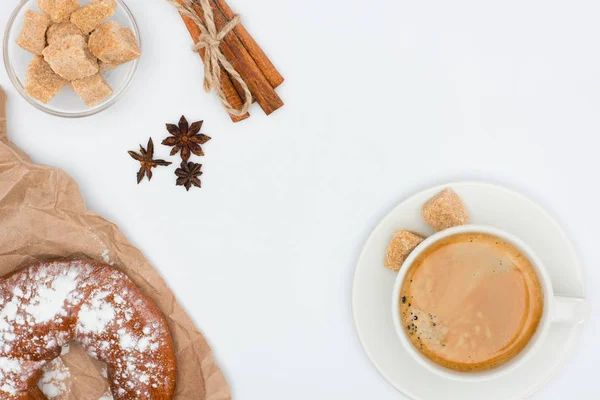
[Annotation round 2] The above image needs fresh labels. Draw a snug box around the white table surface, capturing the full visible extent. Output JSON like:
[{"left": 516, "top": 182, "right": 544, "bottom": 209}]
[{"left": 1, "top": 0, "right": 598, "bottom": 399}]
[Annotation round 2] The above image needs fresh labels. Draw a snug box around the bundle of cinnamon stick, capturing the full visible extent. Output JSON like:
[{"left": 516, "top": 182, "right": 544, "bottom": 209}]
[{"left": 175, "top": 0, "right": 284, "bottom": 122}]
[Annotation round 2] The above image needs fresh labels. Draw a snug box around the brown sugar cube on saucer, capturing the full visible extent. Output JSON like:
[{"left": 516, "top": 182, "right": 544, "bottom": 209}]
[
  {"left": 46, "top": 21, "right": 83, "bottom": 45},
  {"left": 71, "top": 73, "right": 112, "bottom": 106},
  {"left": 70, "top": 0, "right": 117, "bottom": 34},
  {"left": 384, "top": 230, "right": 425, "bottom": 272},
  {"left": 36, "top": 0, "right": 80, "bottom": 23},
  {"left": 25, "top": 55, "right": 67, "bottom": 103},
  {"left": 422, "top": 188, "right": 470, "bottom": 232},
  {"left": 88, "top": 21, "right": 141, "bottom": 65},
  {"left": 42, "top": 35, "right": 98, "bottom": 80},
  {"left": 16, "top": 10, "right": 51, "bottom": 55}
]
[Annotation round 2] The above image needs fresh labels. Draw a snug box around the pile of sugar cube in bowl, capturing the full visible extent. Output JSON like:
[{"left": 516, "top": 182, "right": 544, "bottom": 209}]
[{"left": 7, "top": 0, "right": 141, "bottom": 115}]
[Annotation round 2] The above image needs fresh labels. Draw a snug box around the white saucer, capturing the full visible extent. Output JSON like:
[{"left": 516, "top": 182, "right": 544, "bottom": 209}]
[{"left": 352, "top": 182, "right": 586, "bottom": 400}]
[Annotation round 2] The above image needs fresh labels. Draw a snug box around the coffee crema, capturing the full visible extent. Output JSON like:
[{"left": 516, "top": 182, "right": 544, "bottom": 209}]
[{"left": 399, "top": 233, "right": 543, "bottom": 372}]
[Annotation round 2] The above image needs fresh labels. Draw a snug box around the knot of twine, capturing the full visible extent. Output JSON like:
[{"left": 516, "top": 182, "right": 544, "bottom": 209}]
[{"left": 168, "top": 0, "right": 252, "bottom": 116}]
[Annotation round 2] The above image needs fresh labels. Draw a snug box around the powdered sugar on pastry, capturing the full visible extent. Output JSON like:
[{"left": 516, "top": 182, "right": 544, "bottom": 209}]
[{"left": 0, "top": 259, "right": 176, "bottom": 399}]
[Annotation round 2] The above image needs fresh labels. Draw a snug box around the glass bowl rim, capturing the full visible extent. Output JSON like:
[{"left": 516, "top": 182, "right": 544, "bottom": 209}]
[{"left": 3, "top": 0, "right": 141, "bottom": 119}]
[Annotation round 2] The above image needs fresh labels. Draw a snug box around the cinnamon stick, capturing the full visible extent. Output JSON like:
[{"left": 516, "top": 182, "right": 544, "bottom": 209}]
[
  {"left": 193, "top": 0, "right": 284, "bottom": 115},
  {"left": 213, "top": 0, "right": 284, "bottom": 89},
  {"left": 176, "top": 0, "right": 249, "bottom": 122}
]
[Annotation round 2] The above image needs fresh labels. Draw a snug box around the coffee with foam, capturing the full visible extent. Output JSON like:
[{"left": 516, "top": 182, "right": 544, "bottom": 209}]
[{"left": 399, "top": 233, "right": 543, "bottom": 372}]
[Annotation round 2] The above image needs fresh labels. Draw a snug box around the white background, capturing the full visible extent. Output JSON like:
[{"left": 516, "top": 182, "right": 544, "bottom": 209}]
[{"left": 1, "top": 0, "right": 599, "bottom": 399}]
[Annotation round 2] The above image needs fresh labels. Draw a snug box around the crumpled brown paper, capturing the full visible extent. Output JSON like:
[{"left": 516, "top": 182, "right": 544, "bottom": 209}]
[{"left": 0, "top": 86, "right": 231, "bottom": 400}]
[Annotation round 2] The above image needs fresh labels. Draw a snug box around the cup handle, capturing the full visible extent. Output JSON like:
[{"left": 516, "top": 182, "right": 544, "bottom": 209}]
[{"left": 552, "top": 296, "right": 590, "bottom": 324}]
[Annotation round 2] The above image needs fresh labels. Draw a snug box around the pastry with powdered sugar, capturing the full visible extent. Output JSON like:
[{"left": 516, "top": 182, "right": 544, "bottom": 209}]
[{"left": 0, "top": 259, "right": 176, "bottom": 399}]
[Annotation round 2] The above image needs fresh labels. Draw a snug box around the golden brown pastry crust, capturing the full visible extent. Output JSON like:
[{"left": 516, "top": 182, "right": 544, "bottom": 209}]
[{"left": 0, "top": 259, "right": 176, "bottom": 399}]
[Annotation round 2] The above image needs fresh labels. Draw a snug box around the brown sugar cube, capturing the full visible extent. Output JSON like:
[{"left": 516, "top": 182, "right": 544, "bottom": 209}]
[
  {"left": 46, "top": 22, "right": 83, "bottom": 45},
  {"left": 25, "top": 55, "right": 67, "bottom": 103},
  {"left": 71, "top": 73, "right": 112, "bottom": 106},
  {"left": 88, "top": 21, "right": 141, "bottom": 64},
  {"left": 36, "top": 0, "right": 80, "bottom": 23},
  {"left": 384, "top": 230, "right": 425, "bottom": 272},
  {"left": 16, "top": 10, "right": 51, "bottom": 55},
  {"left": 42, "top": 35, "right": 98, "bottom": 80},
  {"left": 422, "top": 188, "right": 470, "bottom": 232},
  {"left": 98, "top": 60, "right": 119, "bottom": 71},
  {"left": 70, "top": 0, "right": 117, "bottom": 34}
]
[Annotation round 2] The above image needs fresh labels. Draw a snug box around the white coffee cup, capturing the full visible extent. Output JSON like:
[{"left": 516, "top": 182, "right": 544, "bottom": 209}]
[{"left": 391, "top": 224, "right": 589, "bottom": 381}]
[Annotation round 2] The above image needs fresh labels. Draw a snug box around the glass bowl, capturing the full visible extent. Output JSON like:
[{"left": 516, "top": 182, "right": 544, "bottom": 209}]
[{"left": 3, "top": 0, "right": 141, "bottom": 118}]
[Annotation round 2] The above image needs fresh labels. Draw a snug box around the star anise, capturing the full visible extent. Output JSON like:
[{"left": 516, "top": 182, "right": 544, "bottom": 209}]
[
  {"left": 128, "top": 138, "right": 172, "bottom": 183},
  {"left": 175, "top": 161, "right": 203, "bottom": 191},
  {"left": 162, "top": 116, "right": 211, "bottom": 161}
]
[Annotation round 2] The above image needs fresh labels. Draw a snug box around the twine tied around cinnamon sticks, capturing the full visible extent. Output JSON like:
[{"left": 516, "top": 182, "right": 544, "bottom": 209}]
[
  {"left": 167, "top": 0, "right": 252, "bottom": 117},
  {"left": 169, "top": 0, "right": 284, "bottom": 122}
]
